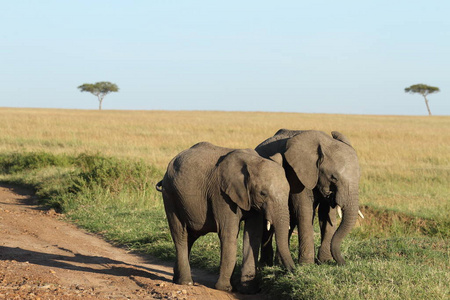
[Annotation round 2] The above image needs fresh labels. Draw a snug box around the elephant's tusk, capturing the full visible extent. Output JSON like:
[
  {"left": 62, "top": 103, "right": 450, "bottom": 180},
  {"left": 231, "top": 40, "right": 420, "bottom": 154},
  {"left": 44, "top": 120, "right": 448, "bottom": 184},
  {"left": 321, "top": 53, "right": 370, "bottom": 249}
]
[
  {"left": 358, "top": 210, "right": 365, "bottom": 219},
  {"left": 336, "top": 205, "right": 342, "bottom": 218},
  {"left": 267, "top": 221, "right": 271, "bottom": 231}
]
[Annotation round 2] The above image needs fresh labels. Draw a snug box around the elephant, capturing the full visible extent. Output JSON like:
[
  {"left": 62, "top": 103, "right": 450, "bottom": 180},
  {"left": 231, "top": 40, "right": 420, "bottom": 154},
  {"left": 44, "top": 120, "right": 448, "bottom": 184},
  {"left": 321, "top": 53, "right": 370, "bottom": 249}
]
[
  {"left": 155, "top": 142, "right": 294, "bottom": 293},
  {"left": 255, "top": 129, "right": 363, "bottom": 266}
]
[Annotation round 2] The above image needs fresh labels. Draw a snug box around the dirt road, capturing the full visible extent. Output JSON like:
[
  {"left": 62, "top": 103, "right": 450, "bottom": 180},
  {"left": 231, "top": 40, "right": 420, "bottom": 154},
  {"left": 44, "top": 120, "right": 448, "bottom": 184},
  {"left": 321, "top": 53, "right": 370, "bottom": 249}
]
[{"left": 0, "top": 184, "right": 264, "bottom": 299}]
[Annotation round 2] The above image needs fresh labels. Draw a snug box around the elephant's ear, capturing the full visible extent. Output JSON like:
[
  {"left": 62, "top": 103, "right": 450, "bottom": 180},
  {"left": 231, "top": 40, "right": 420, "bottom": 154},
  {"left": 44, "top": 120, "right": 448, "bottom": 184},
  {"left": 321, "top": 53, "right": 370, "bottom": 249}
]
[
  {"left": 284, "top": 131, "right": 324, "bottom": 190},
  {"left": 331, "top": 131, "right": 353, "bottom": 147},
  {"left": 218, "top": 151, "right": 252, "bottom": 211}
]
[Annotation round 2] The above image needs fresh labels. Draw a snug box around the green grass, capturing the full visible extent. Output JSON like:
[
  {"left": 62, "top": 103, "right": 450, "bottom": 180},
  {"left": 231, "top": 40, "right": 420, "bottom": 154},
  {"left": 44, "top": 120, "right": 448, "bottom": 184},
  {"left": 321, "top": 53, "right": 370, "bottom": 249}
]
[{"left": 262, "top": 237, "right": 449, "bottom": 299}]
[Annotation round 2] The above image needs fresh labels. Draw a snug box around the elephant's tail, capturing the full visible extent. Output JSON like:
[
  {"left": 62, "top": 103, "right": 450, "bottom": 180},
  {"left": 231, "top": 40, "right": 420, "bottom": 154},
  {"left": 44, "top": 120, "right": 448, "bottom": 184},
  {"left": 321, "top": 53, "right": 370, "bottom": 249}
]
[{"left": 155, "top": 180, "right": 163, "bottom": 192}]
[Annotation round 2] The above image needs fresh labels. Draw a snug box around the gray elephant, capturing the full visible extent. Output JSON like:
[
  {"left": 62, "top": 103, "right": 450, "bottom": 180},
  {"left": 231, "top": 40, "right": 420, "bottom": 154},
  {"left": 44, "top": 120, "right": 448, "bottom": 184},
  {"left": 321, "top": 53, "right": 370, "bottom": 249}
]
[
  {"left": 156, "top": 142, "right": 294, "bottom": 293},
  {"left": 255, "top": 129, "right": 363, "bottom": 266}
]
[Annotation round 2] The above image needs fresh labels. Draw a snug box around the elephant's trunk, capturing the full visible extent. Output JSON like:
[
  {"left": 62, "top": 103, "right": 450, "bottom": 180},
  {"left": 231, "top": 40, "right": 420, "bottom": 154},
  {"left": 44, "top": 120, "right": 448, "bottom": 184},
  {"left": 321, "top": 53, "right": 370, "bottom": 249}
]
[
  {"left": 272, "top": 211, "right": 295, "bottom": 271},
  {"left": 331, "top": 193, "right": 359, "bottom": 266}
]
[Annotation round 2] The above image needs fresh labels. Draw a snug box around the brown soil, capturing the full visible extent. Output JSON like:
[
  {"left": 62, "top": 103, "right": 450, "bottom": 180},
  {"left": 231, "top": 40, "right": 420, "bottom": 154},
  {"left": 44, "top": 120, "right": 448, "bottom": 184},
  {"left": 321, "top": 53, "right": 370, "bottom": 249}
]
[{"left": 0, "top": 184, "right": 266, "bottom": 300}]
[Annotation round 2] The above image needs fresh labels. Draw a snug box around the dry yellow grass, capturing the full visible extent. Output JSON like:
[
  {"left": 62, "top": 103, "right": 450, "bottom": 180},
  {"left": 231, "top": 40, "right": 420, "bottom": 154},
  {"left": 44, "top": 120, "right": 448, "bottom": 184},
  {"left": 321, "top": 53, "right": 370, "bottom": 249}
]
[{"left": 1, "top": 107, "right": 449, "bottom": 220}]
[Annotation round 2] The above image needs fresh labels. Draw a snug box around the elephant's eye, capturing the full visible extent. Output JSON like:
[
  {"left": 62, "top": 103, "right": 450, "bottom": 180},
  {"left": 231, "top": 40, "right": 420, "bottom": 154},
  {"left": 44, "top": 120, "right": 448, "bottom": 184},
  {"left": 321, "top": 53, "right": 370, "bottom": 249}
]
[
  {"left": 260, "top": 190, "right": 268, "bottom": 197},
  {"left": 331, "top": 174, "right": 338, "bottom": 182}
]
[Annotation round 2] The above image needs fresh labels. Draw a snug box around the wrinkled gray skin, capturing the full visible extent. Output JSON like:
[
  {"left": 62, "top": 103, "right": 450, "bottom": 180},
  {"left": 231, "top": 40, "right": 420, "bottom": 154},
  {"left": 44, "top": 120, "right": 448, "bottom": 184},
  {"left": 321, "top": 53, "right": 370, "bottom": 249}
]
[
  {"left": 157, "top": 142, "right": 294, "bottom": 293},
  {"left": 255, "top": 130, "right": 361, "bottom": 266}
]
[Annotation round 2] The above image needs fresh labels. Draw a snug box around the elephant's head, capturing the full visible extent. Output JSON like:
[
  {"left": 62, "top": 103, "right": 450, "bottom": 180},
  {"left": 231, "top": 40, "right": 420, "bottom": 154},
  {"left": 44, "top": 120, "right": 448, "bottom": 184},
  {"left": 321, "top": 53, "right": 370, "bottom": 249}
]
[
  {"left": 284, "top": 130, "right": 361, "bottom": 265},
  {"left": 218, "top": 149, "right": 295, "bottom": 271}
]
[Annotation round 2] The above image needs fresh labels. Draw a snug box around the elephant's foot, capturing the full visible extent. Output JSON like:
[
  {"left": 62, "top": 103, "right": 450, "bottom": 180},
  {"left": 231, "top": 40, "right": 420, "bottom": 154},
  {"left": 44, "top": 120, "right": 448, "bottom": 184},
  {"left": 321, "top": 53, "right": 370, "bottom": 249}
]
[
  {"left": 238, "top": 274, "right": 260, "bottom": 294},
  {"left": 298, "top": 255, "right": 315, "bottom": 264},
  {"left": 215, "top": 278, "right": 233, "bottom": 292},
  {"left": 273, "top": 250, "right": 285, "bottom": 266},
  {"left": 178, "top": 279, "right": 193, "bottom": 286},
  {"left": 173, "top": 274, "right": 193, "bottom": 286},
  {"left": 317, "top": 247, "right": 333, "bottom": 264}
]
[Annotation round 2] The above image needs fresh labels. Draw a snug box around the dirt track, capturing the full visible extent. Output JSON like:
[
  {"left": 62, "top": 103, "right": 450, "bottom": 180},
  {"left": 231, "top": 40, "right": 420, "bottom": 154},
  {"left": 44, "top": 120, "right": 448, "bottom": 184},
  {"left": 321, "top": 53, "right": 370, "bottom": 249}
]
[{"left": 0, "top": 184, "right": 264, "bottom": 299}]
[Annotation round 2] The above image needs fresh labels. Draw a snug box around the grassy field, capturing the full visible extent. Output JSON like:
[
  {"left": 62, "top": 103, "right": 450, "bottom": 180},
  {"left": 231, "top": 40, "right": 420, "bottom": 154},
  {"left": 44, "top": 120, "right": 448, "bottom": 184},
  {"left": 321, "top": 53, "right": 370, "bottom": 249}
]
[
  {"left": 1, "top": 107, "right": 449, "bottom": 299},
  {"left": 1, "top": 107, "right": 449, "bottom": 219}
]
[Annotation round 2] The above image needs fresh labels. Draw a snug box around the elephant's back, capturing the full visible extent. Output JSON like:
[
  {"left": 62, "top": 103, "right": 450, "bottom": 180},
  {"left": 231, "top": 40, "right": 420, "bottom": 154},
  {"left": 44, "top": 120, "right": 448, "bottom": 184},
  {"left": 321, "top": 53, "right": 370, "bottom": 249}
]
[
  {"left": 166, "top": 142, "right": 230, "bottom": 191},
  {"left": 171, "top": 142, "right": 229, "bottom": 169}
]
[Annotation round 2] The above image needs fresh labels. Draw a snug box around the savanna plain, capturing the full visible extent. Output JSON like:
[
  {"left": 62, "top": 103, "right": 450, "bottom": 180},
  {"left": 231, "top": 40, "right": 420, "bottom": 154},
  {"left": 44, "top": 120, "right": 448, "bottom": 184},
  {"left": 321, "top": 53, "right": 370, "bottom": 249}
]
[{"left": 0, "top": 107, "right": 449, "bottom": 299}]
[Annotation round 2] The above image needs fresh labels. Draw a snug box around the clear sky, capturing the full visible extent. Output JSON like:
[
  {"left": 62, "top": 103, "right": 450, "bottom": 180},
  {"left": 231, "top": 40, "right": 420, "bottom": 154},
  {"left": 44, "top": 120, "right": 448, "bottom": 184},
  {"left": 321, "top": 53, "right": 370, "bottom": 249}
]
[{"left": 1, "top": 1, "right": 449, "bottom": 115}]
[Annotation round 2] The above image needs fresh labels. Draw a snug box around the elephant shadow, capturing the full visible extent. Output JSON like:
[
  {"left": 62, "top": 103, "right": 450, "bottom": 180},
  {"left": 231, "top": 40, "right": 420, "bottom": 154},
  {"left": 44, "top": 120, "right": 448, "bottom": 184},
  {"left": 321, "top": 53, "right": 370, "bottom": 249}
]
[{"left": 0, "top": 245, "right": 172, "bottom": 282}]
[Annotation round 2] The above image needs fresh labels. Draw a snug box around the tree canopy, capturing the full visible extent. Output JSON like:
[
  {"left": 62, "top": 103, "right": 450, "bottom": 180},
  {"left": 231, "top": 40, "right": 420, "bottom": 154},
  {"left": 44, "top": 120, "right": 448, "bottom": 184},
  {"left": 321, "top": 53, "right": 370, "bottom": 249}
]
[
  {"left": 78, "top": 81, "right": 119, "bottom": 110},
  {"left": 404, "top": 83, "right": 440, "bottom": 116}
]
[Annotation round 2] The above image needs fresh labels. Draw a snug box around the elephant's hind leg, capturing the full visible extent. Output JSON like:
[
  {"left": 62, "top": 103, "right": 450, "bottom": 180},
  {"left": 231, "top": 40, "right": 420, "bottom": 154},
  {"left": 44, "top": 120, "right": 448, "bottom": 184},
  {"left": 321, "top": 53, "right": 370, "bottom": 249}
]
[
  {"left": 165, "top": 208, "right": 193, "bottom": 285},
  {"left": 172, "top": 230, "right": 193, "bottom": 285}
]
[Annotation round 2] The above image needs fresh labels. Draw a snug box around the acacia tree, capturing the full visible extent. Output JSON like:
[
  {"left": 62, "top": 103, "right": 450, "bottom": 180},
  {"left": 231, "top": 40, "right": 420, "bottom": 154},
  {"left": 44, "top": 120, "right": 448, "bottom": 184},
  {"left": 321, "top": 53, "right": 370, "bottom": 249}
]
[
  {"left": 78, "top": 81, "right": 119, "bottom": 110},
  {"left": 404, "top": 84, "right": 440, "bottom": 116}
]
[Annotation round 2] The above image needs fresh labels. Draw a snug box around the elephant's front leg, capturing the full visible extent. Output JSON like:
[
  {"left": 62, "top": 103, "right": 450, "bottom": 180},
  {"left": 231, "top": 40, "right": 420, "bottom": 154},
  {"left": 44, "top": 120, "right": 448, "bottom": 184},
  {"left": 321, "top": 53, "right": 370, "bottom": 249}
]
[
  {"left": 240, "top": 212, "right": 263, "bottom": 294},
  {"left": 317, "top": 201, "right": 337, "bottom": 263},
  {"left": 215, "top": 225, "right": 240, "bottom": 292},
  {"left": 293, "top": 190, "right": 315, "bottom": 264}
]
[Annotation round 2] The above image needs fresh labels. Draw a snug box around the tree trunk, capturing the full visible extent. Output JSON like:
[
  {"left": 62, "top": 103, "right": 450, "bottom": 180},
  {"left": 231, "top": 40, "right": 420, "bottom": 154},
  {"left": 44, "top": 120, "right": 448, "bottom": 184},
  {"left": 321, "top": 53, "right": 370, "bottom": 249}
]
[
  {"left": 423, "top": 96, "right": 432, "bottom": 116},
  {"left": 98, "top": 96, "right": 103, "bottom": 110}
]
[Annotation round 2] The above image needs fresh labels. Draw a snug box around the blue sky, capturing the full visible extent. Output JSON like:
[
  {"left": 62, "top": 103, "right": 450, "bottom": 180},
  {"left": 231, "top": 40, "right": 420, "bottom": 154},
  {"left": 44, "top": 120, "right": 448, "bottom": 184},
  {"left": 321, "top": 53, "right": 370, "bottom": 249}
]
[{"left": 1, "top": 1, "right": 449, "bottom": 115}]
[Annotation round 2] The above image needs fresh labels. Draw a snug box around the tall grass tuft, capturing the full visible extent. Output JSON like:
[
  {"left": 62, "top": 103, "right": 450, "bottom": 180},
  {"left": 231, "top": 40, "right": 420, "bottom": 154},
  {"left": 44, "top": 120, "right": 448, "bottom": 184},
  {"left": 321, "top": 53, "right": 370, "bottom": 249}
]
[{"left": 0, "top": 151, "right": 74, "bottom": 174}]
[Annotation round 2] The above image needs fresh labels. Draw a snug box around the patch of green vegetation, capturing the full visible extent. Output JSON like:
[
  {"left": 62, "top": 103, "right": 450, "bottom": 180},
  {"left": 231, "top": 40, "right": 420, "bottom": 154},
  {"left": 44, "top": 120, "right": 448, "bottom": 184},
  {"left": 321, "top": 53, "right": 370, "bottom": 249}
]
[
  {"left": 360, "top": 165, "right": 449, "bottom": 222},
  {"left": 262, "top": 237, "right": 449, "bottom": 299},
  {"left": 351, "top": 206, "right": 449, "bottom": 239}
]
